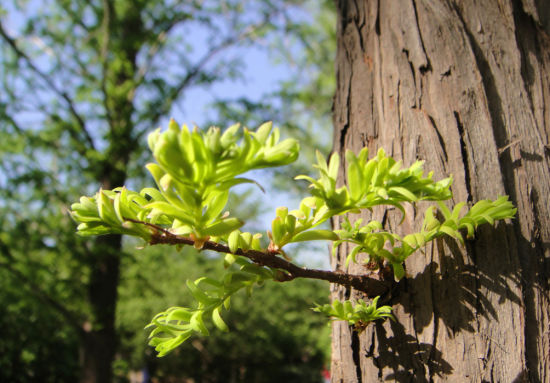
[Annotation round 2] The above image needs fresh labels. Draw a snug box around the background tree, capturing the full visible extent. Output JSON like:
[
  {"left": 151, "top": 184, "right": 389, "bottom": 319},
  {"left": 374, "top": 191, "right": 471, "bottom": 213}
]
[
  {"left": 331, "top": 1, "right": 549, "bottom": 381},
  {"left": 0, "top": 1, "right": 334, "bottom": 382}
]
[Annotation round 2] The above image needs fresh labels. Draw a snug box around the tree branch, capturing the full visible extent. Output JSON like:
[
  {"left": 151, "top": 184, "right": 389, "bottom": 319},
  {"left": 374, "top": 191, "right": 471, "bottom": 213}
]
[
  {"left": 127, "top": 219, "right": 391, "bottom": 297},
  {"left": 0, "top": 22, "right": 96, "bottom": 153},
  {"left": 134, "top": 15, "right": 276, "bottom": 141},
  {"left": 100, "top": 0, "right": 114, "bottom": 135},
  {"left": 134, "top": 14, "right": 190, "bottom": 88}
]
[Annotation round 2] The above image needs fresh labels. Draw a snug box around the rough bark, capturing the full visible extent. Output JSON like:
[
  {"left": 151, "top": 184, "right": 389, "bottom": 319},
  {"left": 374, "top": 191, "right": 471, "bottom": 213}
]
[{"left": 331, "top": 1, "right": 549, "bottom": 382}]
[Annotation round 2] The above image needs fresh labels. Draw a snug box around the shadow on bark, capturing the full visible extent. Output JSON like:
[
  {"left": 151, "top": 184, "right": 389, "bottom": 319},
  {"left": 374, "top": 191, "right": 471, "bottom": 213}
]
[
  {"left": 366, "top": 320, "right": 453, "bottom": 382},
  {"left": 398, "top": 224, "right": 522, "bottom": 335},
  {"left": 362, "top": 222, "right": 529, "bottom": 381},
  {"left": 511, "top": 369, "right": 530, "bottom": 383}
]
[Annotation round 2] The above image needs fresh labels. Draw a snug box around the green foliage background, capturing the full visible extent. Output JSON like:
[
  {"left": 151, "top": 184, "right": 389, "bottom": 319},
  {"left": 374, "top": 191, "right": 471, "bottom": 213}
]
[
  {"left": 116, "top": 245, "right": 329, "bottom": 382},
  {"left": 0, "top": 0, "right": 336, "bottom": 381}
]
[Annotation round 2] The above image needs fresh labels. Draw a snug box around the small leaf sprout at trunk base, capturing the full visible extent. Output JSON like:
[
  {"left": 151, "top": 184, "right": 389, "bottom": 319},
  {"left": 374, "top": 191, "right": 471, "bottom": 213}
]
[{"left": 70, "top": 120, "right": 516, "bottom": 356}]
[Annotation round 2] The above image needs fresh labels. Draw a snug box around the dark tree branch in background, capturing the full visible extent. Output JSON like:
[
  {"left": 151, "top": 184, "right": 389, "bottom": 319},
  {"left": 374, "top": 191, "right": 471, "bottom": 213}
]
[
  {"left": 0, "top": 22, "right": 96, "bottom": 153},
  {"left": 100, "top": 0, "right": 115, "bottom": 136},
  {"left": 126, "top": 219, "right": 391, "bottom": 297},
  {"left": 143, "top": 37, "right": 240, "bottom": 132},
  {"left": 136, "top": 15, "right": 276, "bottom": 140},
  {"left": 0, "top": 108, "right": 23, "bottom": 134},
  {"left": 59, "top": 2, "right": 92, "bottom": 32},
  {"left": 134, "top": 13, "right": 192, "bottom": 87}
]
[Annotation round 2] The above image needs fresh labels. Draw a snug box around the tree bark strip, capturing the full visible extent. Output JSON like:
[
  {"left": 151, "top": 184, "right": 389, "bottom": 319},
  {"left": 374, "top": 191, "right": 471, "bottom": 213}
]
[{"left": 332, "top": 1, "right": 549, "bottom": 381}]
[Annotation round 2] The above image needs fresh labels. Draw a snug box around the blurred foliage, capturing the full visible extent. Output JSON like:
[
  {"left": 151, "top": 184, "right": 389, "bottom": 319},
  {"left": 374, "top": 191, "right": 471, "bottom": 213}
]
[
  {"left": 0, "top": 0, "right": 336, "bottom": 381},
  {"left": 0, "top": 268, "right": 80, "bottom": 383},
  {"left": 115, "top": 244, "right": 330, "bottom": 383}
]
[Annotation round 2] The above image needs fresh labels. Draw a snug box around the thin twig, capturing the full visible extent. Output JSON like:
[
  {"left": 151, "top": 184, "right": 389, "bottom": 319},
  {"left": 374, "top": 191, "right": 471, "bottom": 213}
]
[
  {"left": 498, "top": 139, "right": 522, "bottom": 156},
  {"left": 134, "top": 15, "right": 188, "bottom": 87},
  {"left": 100, "top": 0, "right": 114, "bottom": 135}
]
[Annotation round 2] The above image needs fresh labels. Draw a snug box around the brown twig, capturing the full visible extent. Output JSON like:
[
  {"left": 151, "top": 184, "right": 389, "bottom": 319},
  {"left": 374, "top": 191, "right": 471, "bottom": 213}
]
[{"left": 125, "top": 218, "right": 391, "bottom": 297}]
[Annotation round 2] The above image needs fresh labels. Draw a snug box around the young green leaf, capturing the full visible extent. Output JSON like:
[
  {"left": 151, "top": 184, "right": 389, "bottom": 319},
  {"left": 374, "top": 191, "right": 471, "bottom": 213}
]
[
  {"left": 228, "top": 231, "right": 240, "bottom": 254},
  {"left": 190, "top": 311, "right": 209, "bottom": 336},
  {"left": 202, "top": 218, "right": 243, "bottom": 236},
  {"left": 212, "top": 307, "right": 229, "bottom": 332},
  {"left": 290, "top": 229, "right": 338, "bottom": 243}
]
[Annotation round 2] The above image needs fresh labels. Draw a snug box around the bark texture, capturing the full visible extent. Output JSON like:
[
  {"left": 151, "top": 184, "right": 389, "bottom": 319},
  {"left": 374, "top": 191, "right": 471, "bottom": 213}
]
[{"left": 331, "top": 1, "right": 549, "bottom": 382}]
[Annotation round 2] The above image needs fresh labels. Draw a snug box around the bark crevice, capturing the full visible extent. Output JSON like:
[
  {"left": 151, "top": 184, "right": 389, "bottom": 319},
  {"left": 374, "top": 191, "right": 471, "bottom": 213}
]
[
  {"left": 453, "top": 111, "right": 473, "bottom": 202},
  {"left": 427, "top": 114, "right": 448, "bottom": 162},
  {"left": 410, "top": 0, "right": 431, "bottom": 74},
  {"left": 351, "top": 329, "right": 363, "bottom": 383},
  {"left": 512, "top": 1, "right": 537, "bottom": 118},
  {"left": 374, "top": 0, "right": 380, "bottom": 35}
]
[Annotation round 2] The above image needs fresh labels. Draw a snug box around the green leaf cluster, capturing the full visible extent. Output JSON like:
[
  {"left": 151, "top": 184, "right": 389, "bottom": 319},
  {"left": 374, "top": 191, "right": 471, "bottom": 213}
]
[
  {"left": 430, "top": 197, "right": 517, "bottom": 242},
  {"left": 313, "top": 296, "right": 394, "bottom": 330},
  {"left": 265, "top": 147, "right": 455, "bottom": 254},
  {"left": 332, "top": 196, "right": 516, "bottom": 280},
  {"left": 268, "top": 146, "right": 453, "bottom": 251},
  {"left": 71, "top": 120, "right": 299, "bottom": 245},
  {"left": 70, "top": 188, "right": 160, "bottom": 239},
  {"left": 268, "top": 202, "right": 338, "bottom": 251},
  {"left": 146, "top": 256, "right": 274, "bottom": 357},
  {"left": 297, "top": 148, "right": 453, "bottom": 217}
]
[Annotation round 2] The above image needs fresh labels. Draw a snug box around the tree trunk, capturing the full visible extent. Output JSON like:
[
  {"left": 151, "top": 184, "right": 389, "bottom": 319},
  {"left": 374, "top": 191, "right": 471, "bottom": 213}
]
[
  {"left": 77, "top": 2, "right": 141, "bottom": 380},
  {"left": 331, "top": 1, "right": 549, "bottom": 382},
  {"left": 80, "top": 234, "right": 122, "bottom": 383}
]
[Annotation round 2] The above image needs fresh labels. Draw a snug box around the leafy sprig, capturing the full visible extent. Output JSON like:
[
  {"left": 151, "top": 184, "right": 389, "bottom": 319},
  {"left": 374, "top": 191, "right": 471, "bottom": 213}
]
[
  {"left": 71, "top": 120, "right": 299, "bottom": 247},
  {"left": 70, "top": 120, "right": 516, "bottom": 356},
  {"left": 295, "top": 148, "right": 453, "bottom": 219},
  {"left": 147, "top": 256, "right": 273, "bottom": 357},
  {"left": 332, "top": 196, "right": 516, "bottom": 280},
  {"left": 313, "top": 296, "right": 394, "bottom": 331}
]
